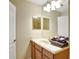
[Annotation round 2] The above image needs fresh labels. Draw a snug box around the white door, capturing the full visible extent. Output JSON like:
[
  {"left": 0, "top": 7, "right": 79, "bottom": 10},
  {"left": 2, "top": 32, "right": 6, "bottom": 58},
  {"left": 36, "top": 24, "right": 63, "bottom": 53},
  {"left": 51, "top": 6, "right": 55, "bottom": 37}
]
[
  {"left": 9, "top": 2, "right": 16, "bottom": 59},
  {"left": 58, "top": 16, "right": 68, "bottom": 37}
]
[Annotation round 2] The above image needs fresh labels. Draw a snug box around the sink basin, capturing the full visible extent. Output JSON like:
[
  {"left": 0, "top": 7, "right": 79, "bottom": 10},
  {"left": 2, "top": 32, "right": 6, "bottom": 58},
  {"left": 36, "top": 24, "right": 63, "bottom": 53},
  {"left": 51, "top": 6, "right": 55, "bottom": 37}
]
[{"left": 39, "top": 40, "right": 50, "bottom": 44}]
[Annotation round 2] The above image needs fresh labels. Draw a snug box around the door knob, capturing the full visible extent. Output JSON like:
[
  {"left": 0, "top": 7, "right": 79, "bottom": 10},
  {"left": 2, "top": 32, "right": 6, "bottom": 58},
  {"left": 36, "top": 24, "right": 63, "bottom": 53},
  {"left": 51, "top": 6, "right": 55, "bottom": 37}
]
[{"left": 14, "top": 40, "right": 16, "bottom": 42}]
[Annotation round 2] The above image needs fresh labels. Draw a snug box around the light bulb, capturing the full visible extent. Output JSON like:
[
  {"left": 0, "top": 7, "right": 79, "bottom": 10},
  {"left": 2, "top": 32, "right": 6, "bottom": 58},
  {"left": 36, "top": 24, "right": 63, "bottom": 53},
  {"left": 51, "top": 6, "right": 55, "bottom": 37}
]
[
  {"left": 51, "top": 6, "right": 55, "bottom": 10},
  {"left": 51, "top": 1, "right": 56, "bottom": 6},
  {"left": 47, "top": 9, "right": 51, "bottom": 12},
  {"left": 46, "top": 3, "right": 51, "bottom": 12},
  {"left": 43, "top": 6, "right": 47, "bottom": 11},
  {"left": 33, "top": 16, "right": 38, "bottom": 18},
  {"left": 43, "top": 6, "right": 50, "bottom": 12},
  {"left": 47, "top": 3, "right": 51, "bottom": 9},
  {"left": 55, "top": 1, "right": 61, "bottom": 8}
]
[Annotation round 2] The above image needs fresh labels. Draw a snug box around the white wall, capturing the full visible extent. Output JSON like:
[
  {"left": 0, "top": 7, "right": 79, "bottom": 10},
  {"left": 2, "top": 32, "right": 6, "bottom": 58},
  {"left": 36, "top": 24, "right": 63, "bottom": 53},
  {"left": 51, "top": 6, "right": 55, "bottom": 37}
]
[{"left": 16, "top": 0, "right": 60, "bottom": 59}]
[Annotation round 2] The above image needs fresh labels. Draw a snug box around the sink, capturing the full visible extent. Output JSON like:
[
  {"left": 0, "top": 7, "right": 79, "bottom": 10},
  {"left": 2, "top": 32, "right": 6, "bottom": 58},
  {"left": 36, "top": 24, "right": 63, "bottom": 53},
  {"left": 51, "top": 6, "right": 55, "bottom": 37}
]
[{"left": 39, "top": 40, "right": 50, "bottom": 44}]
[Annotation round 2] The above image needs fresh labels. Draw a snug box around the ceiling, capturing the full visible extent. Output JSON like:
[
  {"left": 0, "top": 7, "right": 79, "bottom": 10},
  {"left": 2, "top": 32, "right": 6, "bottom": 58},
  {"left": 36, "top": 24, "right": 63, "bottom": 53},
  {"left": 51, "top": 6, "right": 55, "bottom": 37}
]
[
  {"left": 26, "top": 0, "right": 69, "bottom": 13},
  {"left": 56, "top": 0, "right": 68, "bottom": 13}
]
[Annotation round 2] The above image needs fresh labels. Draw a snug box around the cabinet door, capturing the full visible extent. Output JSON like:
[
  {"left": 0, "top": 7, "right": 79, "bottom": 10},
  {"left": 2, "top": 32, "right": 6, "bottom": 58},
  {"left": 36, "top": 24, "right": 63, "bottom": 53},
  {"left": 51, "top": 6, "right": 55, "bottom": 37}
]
[
  {"left": 43, "top": 54, "right": 50, "bottom": 59},
  {"left": 43, "top": 49, "right": 53, "bottom": 59},
  {"left": 31, "top": 46, "right": 35, "bottom": 59},
  {"left": 31, "top": 41, "right": 35, "bottom": 59},
  {"left": 54, "top": 48, "right": 69, "bottom": 59},
  {"left": 35, "top": 49, "right": 42, "bottom": 59}
]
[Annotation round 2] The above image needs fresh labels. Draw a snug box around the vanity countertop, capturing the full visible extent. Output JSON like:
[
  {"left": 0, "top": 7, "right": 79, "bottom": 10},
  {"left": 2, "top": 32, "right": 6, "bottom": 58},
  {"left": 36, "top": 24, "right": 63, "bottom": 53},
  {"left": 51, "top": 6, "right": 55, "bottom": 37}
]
[{"left": 31, "top": 38, "right": 69, "bottom": 54}]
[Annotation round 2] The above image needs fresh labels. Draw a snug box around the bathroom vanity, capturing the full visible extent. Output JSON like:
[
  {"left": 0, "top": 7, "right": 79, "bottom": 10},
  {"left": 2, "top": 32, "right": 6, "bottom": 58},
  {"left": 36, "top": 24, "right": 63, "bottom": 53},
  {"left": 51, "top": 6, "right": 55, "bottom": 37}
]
[{"left": 31, "top": 39, "right": 69, "bottom": 59}]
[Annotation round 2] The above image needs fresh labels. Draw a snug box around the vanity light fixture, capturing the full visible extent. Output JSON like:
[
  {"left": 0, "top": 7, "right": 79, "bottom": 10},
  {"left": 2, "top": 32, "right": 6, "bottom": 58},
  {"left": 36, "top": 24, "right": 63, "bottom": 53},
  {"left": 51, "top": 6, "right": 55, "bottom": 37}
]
[
  {"left": 33, "top": 16, "right": 38, "bottom": 18},
  {"left": 43, "top": 3, "right": 51, "bottom": 12},
  {"left": 43, "top": 0, "right": 63, "bottom": 12}
]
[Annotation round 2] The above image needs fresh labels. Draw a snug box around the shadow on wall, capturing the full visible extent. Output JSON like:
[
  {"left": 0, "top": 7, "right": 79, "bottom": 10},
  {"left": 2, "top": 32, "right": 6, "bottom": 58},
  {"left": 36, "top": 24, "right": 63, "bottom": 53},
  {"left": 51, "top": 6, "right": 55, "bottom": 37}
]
[{"left": 24, "top": 41, "right": 31, "bottom": 59}]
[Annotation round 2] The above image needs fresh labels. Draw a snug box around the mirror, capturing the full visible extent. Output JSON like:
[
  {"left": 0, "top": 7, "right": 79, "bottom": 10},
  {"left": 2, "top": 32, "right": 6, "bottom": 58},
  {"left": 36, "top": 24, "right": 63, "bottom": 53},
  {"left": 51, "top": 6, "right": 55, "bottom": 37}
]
[{"left": 31, "top": 0, "right": 69, "bottom": 38}]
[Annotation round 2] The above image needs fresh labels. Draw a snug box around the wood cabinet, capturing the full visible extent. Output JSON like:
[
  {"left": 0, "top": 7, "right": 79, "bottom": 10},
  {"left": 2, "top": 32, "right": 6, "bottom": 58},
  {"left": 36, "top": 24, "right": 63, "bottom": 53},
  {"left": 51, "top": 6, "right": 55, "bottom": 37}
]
[
  {"left": 54, "top": 48, "right": 69, "bottom": 59},
  {"left": 31, "top": 40, "right": 69, "bottom": 59},
  {"left": 31, "top": 41, "right": 43, "bottom": 59},
  {"left": 35, "top": 42, "right": 42, "bottom": 59},
  {"left": 35, "top": 49, "right": 42, "bottom": 59},
  {"left": 43, "top": 49, "right": 53, "bottom": 59},
  {"left": 43, "top": 54, "right": 49, "bottom": 59},
  {"left": 31, "top": 41, "right": 35, "bottom": 59}
]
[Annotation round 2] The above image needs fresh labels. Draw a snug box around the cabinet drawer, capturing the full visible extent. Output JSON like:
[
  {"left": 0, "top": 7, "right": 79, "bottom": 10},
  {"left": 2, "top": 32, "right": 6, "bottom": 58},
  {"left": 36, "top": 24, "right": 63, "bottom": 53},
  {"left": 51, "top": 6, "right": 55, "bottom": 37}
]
[
  {"left": 35, "top": 43, "right": 42, "bottom": 52},
  {"left": 43, "top": 49, "right": 53, "bottom": 58}
]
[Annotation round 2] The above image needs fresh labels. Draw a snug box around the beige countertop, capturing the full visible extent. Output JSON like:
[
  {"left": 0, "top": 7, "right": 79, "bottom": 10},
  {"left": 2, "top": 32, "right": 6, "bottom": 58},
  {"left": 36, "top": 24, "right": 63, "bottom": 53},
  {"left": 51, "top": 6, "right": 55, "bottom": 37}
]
[{"left": 31, "top": 38, "right": 69, "bottom": 54}]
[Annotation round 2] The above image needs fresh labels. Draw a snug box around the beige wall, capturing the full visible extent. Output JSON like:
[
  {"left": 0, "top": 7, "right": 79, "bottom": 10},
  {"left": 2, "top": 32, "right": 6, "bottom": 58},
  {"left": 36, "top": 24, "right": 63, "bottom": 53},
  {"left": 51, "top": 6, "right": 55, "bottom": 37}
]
[{"left": 16, "top": 0, "right": 60, "bottom": 59}]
